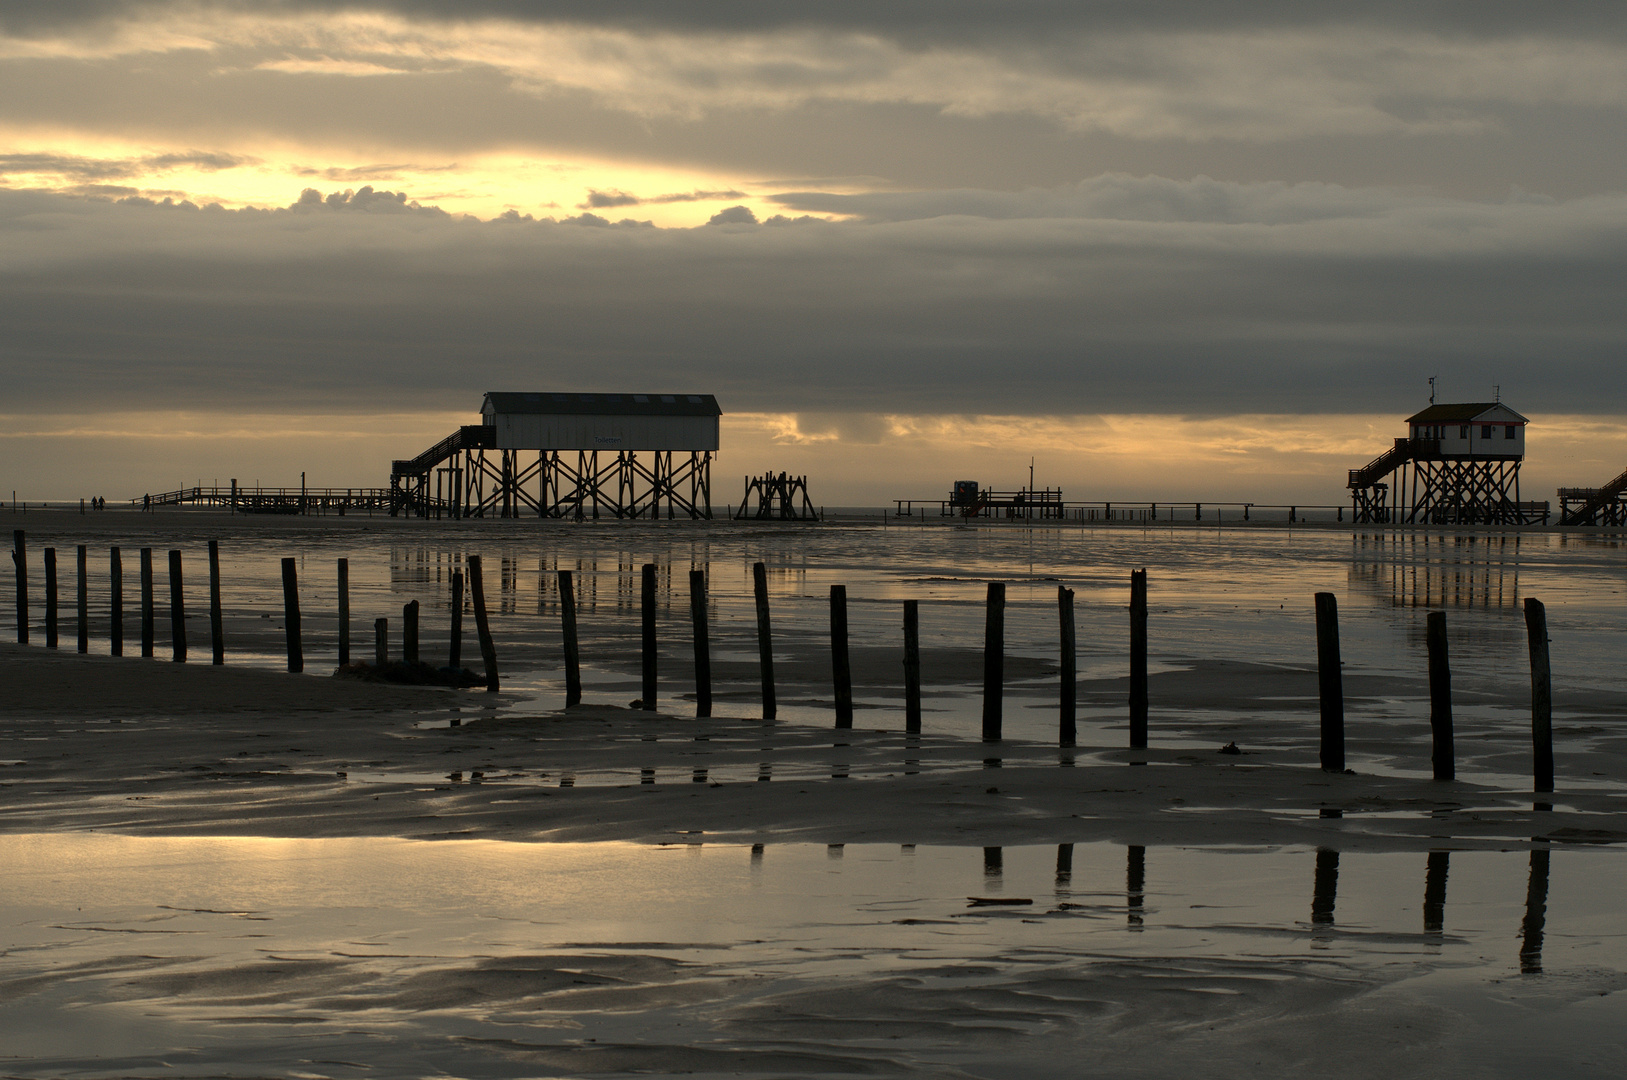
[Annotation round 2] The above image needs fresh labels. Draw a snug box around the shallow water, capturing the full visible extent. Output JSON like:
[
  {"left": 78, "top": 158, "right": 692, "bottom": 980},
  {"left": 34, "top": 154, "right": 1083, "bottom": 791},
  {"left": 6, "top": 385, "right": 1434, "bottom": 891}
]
[
  {"left": 12, "top": 519, "right": 1627, "bottom": 764},
  {"left": 2, "top": 833, "right": 1624, "bottom": 1078}
]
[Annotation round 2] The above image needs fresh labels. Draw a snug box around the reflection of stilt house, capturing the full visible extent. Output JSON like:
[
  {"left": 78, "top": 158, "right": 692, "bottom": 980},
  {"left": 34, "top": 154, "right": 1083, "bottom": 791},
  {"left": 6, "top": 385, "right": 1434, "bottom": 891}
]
[
  {"left": 391, "top": 393, "right": 720, "bottom": 518},
  {"left": 1348, "top": 402, "right": 1547, "bottom": 524}
]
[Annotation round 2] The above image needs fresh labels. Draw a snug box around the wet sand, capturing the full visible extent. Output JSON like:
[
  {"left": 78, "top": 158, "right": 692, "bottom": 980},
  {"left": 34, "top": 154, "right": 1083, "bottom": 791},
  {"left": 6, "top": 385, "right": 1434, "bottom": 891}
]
[
  {"left": 5, "top": 512, "right": 1627, "bottom": 1078},
  {"left": 5, "top": 642, "right": 1622, "bottom": 851}
]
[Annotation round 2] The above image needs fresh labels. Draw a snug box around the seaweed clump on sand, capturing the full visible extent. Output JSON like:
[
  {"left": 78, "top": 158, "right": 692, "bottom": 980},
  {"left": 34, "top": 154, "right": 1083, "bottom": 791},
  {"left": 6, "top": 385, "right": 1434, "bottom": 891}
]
[{"left": 333, "top": 661, "right": 485, "bottom": 687}]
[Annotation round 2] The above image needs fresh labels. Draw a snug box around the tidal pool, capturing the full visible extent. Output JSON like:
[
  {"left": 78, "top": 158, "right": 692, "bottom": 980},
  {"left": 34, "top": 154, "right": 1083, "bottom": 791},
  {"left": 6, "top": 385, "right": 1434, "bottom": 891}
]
[{"left": 3, "top": 834, "right": 1624, "bottom": 1078}]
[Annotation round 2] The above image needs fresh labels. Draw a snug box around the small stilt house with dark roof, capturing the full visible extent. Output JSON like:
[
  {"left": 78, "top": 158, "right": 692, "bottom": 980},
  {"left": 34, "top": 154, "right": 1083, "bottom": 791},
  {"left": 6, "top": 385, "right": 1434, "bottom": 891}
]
[
  {"left": 1405, "top": 402, "right": 1527, "bottom": 459},
  {"left": 1349, "top": 400, "right": 1546, "bottom": 525}
]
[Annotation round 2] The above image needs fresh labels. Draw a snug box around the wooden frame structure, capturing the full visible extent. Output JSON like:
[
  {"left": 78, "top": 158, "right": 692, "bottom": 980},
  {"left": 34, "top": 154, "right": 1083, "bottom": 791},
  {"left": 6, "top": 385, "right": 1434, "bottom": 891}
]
[{"left": 734, "top": 472, "right": 818, "bottom": 521}]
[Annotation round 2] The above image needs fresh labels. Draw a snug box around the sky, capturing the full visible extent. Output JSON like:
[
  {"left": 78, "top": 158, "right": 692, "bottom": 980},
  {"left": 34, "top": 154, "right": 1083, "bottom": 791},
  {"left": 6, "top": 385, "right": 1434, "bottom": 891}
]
[{"left": 2, "top": 1, "right": 1626, "bottom": 505}]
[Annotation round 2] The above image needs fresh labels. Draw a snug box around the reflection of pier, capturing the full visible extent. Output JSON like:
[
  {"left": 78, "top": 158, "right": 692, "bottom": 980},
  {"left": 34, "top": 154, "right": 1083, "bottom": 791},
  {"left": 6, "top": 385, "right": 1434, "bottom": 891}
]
[{"left": 1348, "top": 532, "right": 1520, "bottom": 610}]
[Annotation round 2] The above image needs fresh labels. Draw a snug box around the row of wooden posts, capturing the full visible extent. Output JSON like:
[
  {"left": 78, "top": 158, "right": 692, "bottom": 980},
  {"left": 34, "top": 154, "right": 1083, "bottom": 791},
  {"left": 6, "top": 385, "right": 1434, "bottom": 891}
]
[
  {"left": 7, "top": 531, "right": 502, "bottom": 690},
  {"left": 10, "top": 530, "right": 1556, "bottom": 792}
]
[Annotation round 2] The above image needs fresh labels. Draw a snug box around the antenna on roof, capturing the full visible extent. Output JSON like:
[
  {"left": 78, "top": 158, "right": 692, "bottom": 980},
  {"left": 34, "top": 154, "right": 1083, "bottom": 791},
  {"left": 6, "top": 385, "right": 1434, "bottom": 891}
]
[
  {"left": 1495, "top": 383, "right": 1501, "bottom": 403},
  {"left": 1428, "top": 376, "right": 1437, "bottom": 405}
]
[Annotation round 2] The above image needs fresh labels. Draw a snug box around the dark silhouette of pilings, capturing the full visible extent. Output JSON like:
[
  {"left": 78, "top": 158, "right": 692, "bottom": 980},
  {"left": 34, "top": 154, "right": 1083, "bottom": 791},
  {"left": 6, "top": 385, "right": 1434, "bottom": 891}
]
[
  {"left": 1129, "top": 569, "right": 1148, "bottom": 747},
  {"left": 983, "top": 582, "right": 1005, "bottom": 741},
  {"left": 1427, "top": 610, "right": 1453, "bottom": 780},
  {"left": 1314, "top": 592, "right": 1344, "bottom": 772}
]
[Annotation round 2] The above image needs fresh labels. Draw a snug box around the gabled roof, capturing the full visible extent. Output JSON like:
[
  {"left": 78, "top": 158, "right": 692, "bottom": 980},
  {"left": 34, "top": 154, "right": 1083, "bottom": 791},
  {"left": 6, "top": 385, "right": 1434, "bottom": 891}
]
[
  {"left": 1406, "top": 402, "right": 1528, "bottom": 424},
  {"left": 482, "top": 392, "right": 722, "bottom": 418}
]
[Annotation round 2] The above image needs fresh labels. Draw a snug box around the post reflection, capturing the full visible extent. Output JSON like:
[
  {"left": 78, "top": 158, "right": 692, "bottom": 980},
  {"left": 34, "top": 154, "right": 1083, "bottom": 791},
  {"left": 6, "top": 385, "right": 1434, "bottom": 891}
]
[
  {"left": 1126, "top": 845, "right": 1145, "bottom": 928},
  {"left": 983, "top": 847, "right": 1003, "bottom": 883},
  {"left": 1055, "top": 843, "right": 1073, "bottom": 888},
  {"left": 1423, "top": 851, "right": 1449, "bottom": 936},
  {"left": 1520, "top": 849, "right": 1550, "bottom": 975},
  {"left": 1311, "top": 849, "right": 1339, "bottom": 931}
]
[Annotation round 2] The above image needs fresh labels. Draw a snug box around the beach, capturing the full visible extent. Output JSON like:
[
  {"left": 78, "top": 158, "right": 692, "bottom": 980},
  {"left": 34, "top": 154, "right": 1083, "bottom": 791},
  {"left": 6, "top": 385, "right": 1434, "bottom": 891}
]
[{"left": 3, "top": 510, "right": 1626, "bottom": 1077}]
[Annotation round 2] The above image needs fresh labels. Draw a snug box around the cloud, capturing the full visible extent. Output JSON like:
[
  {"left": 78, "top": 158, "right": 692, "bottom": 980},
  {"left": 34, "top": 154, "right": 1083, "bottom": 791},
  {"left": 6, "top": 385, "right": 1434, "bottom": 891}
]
[
  {"left": 0, "top": 150, "right": 256, "bottom": 180},
  {"left": 582, "top": 189, "right": 640, "bottom": 208},
  {"left": 289, "top": 184, "right": 452, "bottom": 215},
  {"left": 1, "top": 182, "right": 1624, "bottom": 425},
  {"left": 706, "top": 204, "right": 757, "bottom": 225},
  {"left": 5, "top": 3, "right": 1626, "bottom": 42},
  {"left": 771, "top": 174, "right": 1451, "bottom": 225}
]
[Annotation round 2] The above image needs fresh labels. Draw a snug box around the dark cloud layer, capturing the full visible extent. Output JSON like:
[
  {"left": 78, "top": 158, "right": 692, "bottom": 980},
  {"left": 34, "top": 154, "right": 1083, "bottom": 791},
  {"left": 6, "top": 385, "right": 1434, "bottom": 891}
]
[
  {"left": 4, "top": 1, "right": 1625, "bottom": 41},
  {"left": 2, "top": 184, "right": 1622, "bottom": 422}
]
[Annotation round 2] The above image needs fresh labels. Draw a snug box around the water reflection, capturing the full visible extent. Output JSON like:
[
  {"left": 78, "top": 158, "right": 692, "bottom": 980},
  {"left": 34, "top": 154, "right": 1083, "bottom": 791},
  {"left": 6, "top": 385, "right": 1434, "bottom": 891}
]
[
  {"left": 1311, "top": 849, "right": 1340, "bottom": 933},
  {"left": 1349, "top": 532, "right": 1521, "bottom": 610},
  {"left": 1520, "top": 849, "right": 1550, "bottom": 975},
  {"left": 1424, "top": 850, "right": 1449, "bottom": 936},
  {"left": 1127, "top": 845, "right": 1145, "bottom": 928}
]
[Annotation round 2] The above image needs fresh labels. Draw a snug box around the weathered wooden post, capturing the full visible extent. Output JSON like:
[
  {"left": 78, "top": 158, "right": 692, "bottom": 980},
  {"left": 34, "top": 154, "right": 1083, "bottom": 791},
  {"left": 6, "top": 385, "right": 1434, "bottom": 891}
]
[
  {"left": 641, "top": 563, "right": 656, "bottom": 710},
  {"left": 1059, "top": 585, "right": 1077, "bottom": 746},
  {"left": 139, "top": 547, "right": 154, "bottom": 657},
  {"left": 207, "top": 540, "right": 224, "bottom": 665},
  {"left": 11, "top": 530, "right": 27, "bottom": 644},
  {"left": 903, "top": 599, "right": 922, "bottom": 734},
  {"left": 375, "top": 617, "right": 388, "bottom": 666},
  {"left": 690, "top": 569, "right": 711, "bottom": 718},
  {"left": 280, "top": 556, "right": 302, "bottom": 672},
  {"left": 403, "top": 600, "right": 420, "bottom": 665},
  {"left": 831, "top": 584, "right": 853, "bottom": 728},
  {"left": 983, "top": 582, "right": 1005, "bottom": 741},
  {"left": 555, "top": 566, "right": 578, "bottom": 704},
  {"left": 337, "top": 558, "right": 351, "bottom": 666},
  {"left": 76, "top": 545, "right": 88, "bottom": 653},
  {"left": 44, "top": 547, "right": 58, "bottom": 648},
  {"left": 1314, "top": 591, "right": 1344, "bottom": 772},
  {"left": 471, "top": 555, "right": 500, "bottom": 693},
  {"left": 168, "top": 550, "right": 186, "bottom": 662},
  {"left": 1524, "top": 597, "right": 1553, "bottom": 793},
  {"left": 448, "top": 567, "right": 463, "bottom": 671},
  {"left": 752, "top": 561, "right": 776, "bottom": 720},
  {"left": 109, "top": 547, "right": 123, "bottom": 657},
  {"left": 1426, "top": 610, "right": 1454, "bottom": 780},
  {"left": 1129, "top": 569, "right": 1148, "bottom": 748}
]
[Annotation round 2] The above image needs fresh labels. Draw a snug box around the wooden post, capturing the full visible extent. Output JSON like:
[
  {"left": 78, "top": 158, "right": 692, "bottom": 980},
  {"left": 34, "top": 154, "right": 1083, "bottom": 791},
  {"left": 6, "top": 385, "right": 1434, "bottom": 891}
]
[
  {"left": 1525, "top": 597, "right": 1553, "bottom": 793},
  {"left": 982, "top": 582, "right": 1005, "bottom": 741},
  {"left": 690, "top": 569, "right": 711, "bottom": 718},
  {"left": 1426, "top": 610, "right": 1454, "bottom": 780},
  {"left": 471, "top": 555, "right": 501, "bottom": 693},
  {"left": 207, "top": 540, "right": 224, "bottom": 665},
  {"left": 139, "top": 547, "right": 154, "bottom": 657},
  {"left": 831, "top": 585, "right": 853, "bottom": 728},
  {"left": 11, "top": 530, "right": 27, "bottom": 645},
  {"left": 555, "top": 566, "right": 577, "bottom": 704},
  {"left": 448, "top": 567, "right": 463, "bottom": 670},
  {"left": 44, "top": 547, "right": 58, "bottom": 648},
  {"left": 109, "top": 547, "right": 122, "bottom": 656},
  {"left": 337, "top": 558, "right": 351, "bottom": 667},
  {"left": 1059, "top": 585, "right": 1077, "bottom": 746},
  {"left": 375, "top": 617, "right": 388, "bottom": 666},
  {"left": 641, "top": 563, "right": 656, "bottom": 710},
  {"left": 1314, "top": 591, "right": 1344, "bottom": 772},
  {"left": 1129, "top": 569, "right": 1148, "bottom": 748},
  {"left": 168, "top": 549, "right": 186, "bottom": 662},
  {"left": 280, "top": 556, "right": 302, "bottom": 672},
  {"left": 77, "top": 544, "right": 88, "bottom": 653},
  {"left": 403, "top": 600, "right": 420, "bottom": 665},
  {"left": 752, "top": 561, "right": 775, "bottom": 720},
  {"left": 903, "top": 599, "right": 922, "bottom": 734}
]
